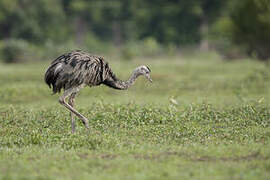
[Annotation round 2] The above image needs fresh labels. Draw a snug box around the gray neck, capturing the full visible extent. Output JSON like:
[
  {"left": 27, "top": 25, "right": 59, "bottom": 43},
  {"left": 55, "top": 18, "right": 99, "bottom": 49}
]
[
  {"left": 103, "top": 70, "right": 140, "bottom": 90},
  {"left": 126, "top": 71, "right": 139, "bottom": 88}
]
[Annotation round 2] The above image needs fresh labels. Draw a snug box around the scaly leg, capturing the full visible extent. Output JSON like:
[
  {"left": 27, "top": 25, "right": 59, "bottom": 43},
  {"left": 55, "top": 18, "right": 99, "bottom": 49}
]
[
  {"left": 59, "top": 88, "right": 89, "bottom": 130},
  {"left": 68, "top": 92, "right": 77, "bottom": 133}
]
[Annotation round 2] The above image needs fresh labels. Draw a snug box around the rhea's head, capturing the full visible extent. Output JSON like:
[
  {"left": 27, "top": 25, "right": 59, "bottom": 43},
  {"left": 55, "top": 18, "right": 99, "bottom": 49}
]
[{"left": 134, "top": 65, "right": 153, "bottom": 83}]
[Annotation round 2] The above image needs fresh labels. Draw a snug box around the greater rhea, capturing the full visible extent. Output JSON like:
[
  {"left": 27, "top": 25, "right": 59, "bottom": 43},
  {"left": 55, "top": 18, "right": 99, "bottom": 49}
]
[{"left": 45, "top": 50, "right": 152, "bottom": 133}]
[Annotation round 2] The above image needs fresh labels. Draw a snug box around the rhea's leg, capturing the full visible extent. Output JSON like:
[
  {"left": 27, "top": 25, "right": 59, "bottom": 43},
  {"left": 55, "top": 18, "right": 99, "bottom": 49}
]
[
  {"left": 59, "top": 89, "right": 89, "bottom": 129},
  {"left": 68, "top": 92, "right": 77, "bottom": 133}
]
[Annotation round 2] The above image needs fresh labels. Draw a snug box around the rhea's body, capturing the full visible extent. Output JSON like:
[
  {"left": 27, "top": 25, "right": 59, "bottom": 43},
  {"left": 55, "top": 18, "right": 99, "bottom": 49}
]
[
  {"left": 45, "top": 50, "right": 139, "bottom": 93},
  {"left": 44, "top": 50, "right": 152, "bottom": 133}
]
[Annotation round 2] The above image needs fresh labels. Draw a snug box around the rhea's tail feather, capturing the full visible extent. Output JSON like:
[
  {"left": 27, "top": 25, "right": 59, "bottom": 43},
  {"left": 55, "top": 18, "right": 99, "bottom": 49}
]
[{"left": 44, "top": 63, "right": 61, "bottom": 94}]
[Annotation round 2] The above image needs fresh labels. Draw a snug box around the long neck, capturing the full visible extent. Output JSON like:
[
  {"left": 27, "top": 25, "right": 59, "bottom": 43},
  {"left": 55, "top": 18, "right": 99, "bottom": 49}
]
[{"left": 103, "top": 70, "right": 140, "bottom": 90}]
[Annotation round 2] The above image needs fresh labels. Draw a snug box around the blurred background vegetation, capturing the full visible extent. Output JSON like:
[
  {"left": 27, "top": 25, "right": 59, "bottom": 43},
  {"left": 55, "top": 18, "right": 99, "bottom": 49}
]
[{"left": 0, "top": 0, "right": 269, "bottom": 63}]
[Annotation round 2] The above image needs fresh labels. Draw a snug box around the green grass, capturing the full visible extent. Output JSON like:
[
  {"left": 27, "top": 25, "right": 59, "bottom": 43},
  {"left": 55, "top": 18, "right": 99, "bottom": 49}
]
[{"left": 0, "top": 54, "right": 270, "bottom": 179}]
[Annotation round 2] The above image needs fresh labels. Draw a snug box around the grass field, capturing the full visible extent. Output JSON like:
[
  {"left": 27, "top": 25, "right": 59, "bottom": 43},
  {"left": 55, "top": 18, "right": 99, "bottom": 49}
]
[{"left": 0, "top": 53, "right": 270, "bottom": 179}]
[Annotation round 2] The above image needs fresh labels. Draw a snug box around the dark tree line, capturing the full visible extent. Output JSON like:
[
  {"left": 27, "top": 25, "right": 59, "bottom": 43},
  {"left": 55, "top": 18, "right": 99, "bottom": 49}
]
[{"left": 0, "top": 0, "right": 269, "bottom": 61}]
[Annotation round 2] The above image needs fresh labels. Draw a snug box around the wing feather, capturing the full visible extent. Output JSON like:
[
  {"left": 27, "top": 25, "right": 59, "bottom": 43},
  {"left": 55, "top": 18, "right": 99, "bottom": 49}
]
[{"left": 44, "top": 50, "right": 114, "bottom": 93}]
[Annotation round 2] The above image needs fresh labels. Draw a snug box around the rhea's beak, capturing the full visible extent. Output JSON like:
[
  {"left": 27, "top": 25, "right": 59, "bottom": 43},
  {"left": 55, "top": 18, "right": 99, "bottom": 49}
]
[{"left": 145, "top": 73, "right": 153, "bottom": 83}]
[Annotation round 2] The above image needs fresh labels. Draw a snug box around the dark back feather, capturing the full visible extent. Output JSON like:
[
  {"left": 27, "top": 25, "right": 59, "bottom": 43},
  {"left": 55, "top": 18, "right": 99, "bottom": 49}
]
[{"left": 44, "top": 50, "right": 117, "bottom": 93}]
